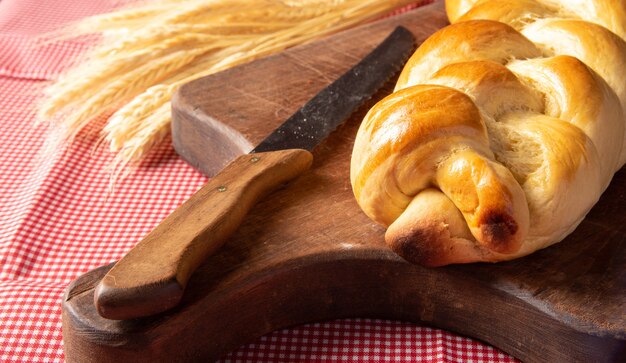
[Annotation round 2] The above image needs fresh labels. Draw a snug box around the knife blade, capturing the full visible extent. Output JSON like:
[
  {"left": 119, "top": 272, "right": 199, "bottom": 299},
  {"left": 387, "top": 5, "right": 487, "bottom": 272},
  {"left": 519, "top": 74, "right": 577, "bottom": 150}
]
[{"left": 94, "top": 26, "right": 415, "bottom": 320}]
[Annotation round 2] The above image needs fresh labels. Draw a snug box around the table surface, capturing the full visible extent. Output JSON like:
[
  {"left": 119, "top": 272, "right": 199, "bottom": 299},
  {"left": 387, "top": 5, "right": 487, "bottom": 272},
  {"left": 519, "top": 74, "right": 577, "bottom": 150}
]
[{"left": 0, "top": 0, "right": 518, "bottom": 361}]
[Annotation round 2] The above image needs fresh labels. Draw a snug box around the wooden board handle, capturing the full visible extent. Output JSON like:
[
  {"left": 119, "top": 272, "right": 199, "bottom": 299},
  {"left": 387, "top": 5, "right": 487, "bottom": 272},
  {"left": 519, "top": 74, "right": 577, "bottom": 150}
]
[{"left": 94, "top": 149, "right": 313, "bottom": 320}]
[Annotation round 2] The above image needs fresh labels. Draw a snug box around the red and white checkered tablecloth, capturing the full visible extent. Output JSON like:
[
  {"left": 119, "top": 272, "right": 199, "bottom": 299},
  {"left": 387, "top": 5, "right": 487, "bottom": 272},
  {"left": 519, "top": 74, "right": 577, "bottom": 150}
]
[{"left": 0, "top": 0, "right": 520, "bottom": 362}]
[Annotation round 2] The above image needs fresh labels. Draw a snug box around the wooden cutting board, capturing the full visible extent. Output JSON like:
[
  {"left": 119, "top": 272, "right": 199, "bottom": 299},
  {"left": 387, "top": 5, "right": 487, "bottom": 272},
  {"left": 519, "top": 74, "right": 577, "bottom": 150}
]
[{"left": 62, "top": 2, "right": 626, "bottom": 362}]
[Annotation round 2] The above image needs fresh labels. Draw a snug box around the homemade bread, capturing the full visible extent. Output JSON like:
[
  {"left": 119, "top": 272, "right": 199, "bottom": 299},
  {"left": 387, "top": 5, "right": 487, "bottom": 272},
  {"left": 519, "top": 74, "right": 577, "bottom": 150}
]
[{"left": 351, "top": 0, "right": 626, "bottom": 266}]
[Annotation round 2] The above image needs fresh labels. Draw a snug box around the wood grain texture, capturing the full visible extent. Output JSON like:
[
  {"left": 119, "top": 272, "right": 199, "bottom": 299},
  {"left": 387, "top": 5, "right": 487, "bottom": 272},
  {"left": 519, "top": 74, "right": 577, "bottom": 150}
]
[
  {"left": 94, "top": 149, "right": 312, "bottom": 320},
  {"left": 62, "top": 2, "right": 626, "bottom": 362}
]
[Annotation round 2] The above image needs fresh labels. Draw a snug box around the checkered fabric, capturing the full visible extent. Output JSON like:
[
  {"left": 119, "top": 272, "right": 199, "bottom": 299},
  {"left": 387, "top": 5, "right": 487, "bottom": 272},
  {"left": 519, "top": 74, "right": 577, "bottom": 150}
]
[{"left": 0, "top": 0, "right": 519, "bottom": 362}]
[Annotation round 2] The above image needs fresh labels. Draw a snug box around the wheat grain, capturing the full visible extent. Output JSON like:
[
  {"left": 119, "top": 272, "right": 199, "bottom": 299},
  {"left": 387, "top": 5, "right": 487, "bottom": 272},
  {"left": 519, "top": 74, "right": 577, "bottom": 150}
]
[
  {"left": 107, "top": 101, "right": 172, "bottom": 186},
  {"left": 104, "top": 84, "right": 174, "bottom": 151},
  {"left": 57, "top": 46, "right": 213, "bottom": 141},
  {"left": 39, "top": 0, "right": 420, "bottom": 181}
]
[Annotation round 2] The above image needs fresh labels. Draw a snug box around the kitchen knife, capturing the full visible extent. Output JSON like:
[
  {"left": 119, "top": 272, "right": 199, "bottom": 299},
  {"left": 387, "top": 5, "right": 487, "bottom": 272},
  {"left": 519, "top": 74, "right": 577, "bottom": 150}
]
[{"left": 94, "top": 26, "right": 415, "bottom": 320}]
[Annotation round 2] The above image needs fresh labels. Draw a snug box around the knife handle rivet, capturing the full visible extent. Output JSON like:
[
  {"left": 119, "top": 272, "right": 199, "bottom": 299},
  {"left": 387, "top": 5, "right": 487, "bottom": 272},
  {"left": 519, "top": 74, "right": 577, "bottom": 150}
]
[
  {"left": 250, "top": 156, "right": 260, "bottom": 163},
  {"left": 216, "top": 186, "right": 227, "bottom": 192}
]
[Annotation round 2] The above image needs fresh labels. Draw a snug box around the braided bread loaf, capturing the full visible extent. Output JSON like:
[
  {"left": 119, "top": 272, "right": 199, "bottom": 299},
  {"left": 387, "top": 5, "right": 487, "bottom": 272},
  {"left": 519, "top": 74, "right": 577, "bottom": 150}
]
[{"left": 351, "top": 0, "right": 626, "bottom": 266}]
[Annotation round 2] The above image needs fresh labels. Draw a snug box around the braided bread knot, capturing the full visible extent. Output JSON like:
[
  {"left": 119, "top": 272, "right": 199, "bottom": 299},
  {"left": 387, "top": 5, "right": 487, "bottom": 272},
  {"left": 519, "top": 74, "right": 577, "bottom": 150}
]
[{"left": 351, "top": 0, "right": 626, "bottom": 266}]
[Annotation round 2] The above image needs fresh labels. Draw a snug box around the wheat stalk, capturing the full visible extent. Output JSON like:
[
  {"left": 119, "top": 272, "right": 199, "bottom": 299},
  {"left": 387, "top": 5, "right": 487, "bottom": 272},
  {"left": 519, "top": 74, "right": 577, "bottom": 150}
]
[
  {"left": 47, "top": 46, "right": 212, "bottom": 141},
  {"left": 104, "top": 84, "right": 174, "bottom": 151},
  {"left": 39, "top": 0, "right": 422, "bottom": 180}
]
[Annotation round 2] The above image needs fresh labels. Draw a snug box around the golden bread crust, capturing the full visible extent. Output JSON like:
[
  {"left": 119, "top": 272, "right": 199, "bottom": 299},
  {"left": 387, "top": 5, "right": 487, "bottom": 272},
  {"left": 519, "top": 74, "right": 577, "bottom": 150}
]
[
  {"left": 350, "top": 2, "right": 626, "bottom": 266},
  {"left": 449, "top": 0, "right": 626, "bottom": 38},
  {"left": 395, "top": 20, "right": 540, "bottom": 91}
]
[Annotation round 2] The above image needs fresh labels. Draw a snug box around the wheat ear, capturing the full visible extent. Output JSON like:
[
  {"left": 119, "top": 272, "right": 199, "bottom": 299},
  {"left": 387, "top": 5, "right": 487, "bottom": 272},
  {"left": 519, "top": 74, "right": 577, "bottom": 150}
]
[{"left": 39, "top": 0, "right": 421, "bottom": 182}]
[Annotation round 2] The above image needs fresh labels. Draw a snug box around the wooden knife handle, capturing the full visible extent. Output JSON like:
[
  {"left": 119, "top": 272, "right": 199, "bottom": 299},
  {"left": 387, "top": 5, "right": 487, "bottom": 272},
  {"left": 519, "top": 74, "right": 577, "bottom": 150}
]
[{"left": 94, "top": 149, "right": 313, "bottom": 320}]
